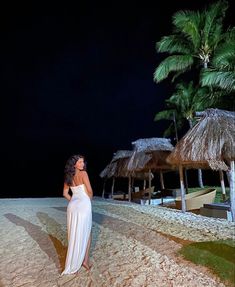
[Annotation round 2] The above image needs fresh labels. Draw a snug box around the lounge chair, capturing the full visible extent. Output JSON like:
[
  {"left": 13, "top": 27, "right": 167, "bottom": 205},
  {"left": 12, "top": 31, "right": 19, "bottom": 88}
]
[
  {"left": 200, "top": 203, "right": 232, "bottom": 220},
  {"left": 131, "top": 186, "right": 155, "bottom": 201},
  {"left": 175, "top": 188, "right": 216, "bottom": 211},
  {"left": 111, "top": 192, "right": 129, "bottom": 200}
]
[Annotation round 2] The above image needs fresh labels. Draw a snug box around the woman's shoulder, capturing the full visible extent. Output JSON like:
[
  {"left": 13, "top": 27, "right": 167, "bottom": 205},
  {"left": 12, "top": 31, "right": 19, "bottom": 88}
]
[{"left": 80, "top": 170, "right": 88, "bottom": 177}]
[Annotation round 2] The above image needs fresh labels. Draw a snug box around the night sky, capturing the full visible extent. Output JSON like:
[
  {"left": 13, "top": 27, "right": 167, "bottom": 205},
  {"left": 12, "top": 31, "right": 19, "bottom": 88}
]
[{"left": 1, "top": 1, "right": 235, "bottom": 197}]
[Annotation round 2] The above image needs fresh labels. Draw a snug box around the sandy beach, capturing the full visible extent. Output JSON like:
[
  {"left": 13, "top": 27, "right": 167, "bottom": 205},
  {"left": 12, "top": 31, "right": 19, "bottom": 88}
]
[{"left": 0, "top": 197, "right": 234, "bottom": 287}]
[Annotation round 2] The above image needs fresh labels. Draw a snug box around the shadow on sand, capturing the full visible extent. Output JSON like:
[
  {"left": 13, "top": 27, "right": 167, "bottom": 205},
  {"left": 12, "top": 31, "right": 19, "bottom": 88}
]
[{"left": 4, "top": 213, "right": 67, "bottom": 273}]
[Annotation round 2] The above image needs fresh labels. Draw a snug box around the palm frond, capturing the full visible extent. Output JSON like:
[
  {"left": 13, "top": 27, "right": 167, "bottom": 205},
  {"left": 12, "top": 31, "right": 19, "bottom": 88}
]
[
  {"left": 213, "top": 42, "right": 235, "bottom": 68},
  {"left": 153, "top": 55, "right": 194, "bottom": 82},
  {"left": 156, "top": 35, "right": 190, "bottom": 54},
  {"left": 173, "top": 10, "right": 201, "bottom": 49},
  {"left": 203, "top": 0, "right": 228, "bottom": 46},
  {"left": 201, "top": 70, "right": 235, "bottom": 91},
  {"left": 154, "top": 109, "right": 175, "bottom": 121}
]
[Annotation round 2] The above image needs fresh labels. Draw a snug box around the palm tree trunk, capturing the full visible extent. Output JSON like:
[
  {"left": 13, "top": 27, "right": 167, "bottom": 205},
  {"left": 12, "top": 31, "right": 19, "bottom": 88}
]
[{"left": 173, "top": 111, "right": 179, "bottom": 142}]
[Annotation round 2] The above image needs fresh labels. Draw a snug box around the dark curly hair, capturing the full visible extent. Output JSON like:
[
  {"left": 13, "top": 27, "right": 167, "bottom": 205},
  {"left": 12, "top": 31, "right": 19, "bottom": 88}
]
[{"left": 64, "top": 154, "right": 85, "bottom": 185}]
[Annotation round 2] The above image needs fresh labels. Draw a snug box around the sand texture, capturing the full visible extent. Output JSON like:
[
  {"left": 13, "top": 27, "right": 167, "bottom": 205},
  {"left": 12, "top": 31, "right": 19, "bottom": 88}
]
[{"left": 0, "top": 197, "right": 234, "bottom": 287}]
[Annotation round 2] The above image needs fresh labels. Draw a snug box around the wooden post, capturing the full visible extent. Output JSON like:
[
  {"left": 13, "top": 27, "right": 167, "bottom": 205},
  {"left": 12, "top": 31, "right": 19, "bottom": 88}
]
[
  {"left": 102, "top": 179, "right": 106, "bottom": 198},
  {"left": 128, "top": 176, "right": 131, "bottom": 202},
  {"left": 148, "top": 169, "right": 152, "bottom": 204},
  {"left": 226, "top": 171, "right": 231, "bottom": 188},
  {"left": 160, "top": 170, "right": 165, "bottom": 189},
  {"left": 229, "top": 161, "right": 235, "bottom": 222},
  {"left": 179, "top": 165, "right": 186, "bottom": 213},
  {"left": 184, "top": 168, "right": 189, "bottom": 194},
  {"left": 111, "top": 177, "right": 115, "bottom": 199},
  {"left": 143, "top": 180, "right": 146, "bottom": 190},
  {"left": 219, "top": 170, "right": 226, "bottom": 201},
  {"left": 132, "top": 177, "right": 134, "bottom": 189}
]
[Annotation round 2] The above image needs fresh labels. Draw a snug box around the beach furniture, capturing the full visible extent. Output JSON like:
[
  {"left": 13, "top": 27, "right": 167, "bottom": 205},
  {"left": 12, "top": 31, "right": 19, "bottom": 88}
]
[
  {"left": 131, "top": 186, "right": 155, "bottom": 201},
  {"left": 175, "top": 188, "right": 216, "bottom": 211},
  {"left": 200, "top": 202, "right": 232, "bottom": 221},
  {"left": 111, "top": 192, "right": 129, "bottom": 200}
]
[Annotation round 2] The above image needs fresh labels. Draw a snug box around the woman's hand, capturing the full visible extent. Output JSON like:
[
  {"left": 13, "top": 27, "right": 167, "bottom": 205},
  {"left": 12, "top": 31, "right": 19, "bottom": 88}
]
[{"left": 63, "top": 183, "right": 71, "bottom": 201}]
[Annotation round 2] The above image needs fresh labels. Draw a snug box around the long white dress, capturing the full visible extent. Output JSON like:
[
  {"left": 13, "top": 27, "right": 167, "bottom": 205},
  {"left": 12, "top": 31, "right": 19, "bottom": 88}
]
[{"left": 62, "top": 184, "right": 92, "bottom": 275}]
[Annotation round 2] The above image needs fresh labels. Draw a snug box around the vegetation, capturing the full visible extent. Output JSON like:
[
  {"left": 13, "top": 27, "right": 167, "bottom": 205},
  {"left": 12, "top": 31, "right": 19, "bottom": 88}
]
[
  {"left": 200, "top": 30, "right": 235, "bottom": 92},
  {"left": 179, "top": 240, "right": 235, "bottom": 286},
  {"left": 153, "top": 1, "right": 235, "bottom": 189},
  {"left": 154, "top": 81, "right": 212, "bottom": 137},
  {"left": 153, "top": 0, "right": 232, "bottom": 84},
  {"left": 153, "top": 0, "right": 235, "bottom": 138}
]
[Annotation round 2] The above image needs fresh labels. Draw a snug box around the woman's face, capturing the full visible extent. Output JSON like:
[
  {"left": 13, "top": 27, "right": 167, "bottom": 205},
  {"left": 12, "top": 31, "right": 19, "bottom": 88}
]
[{"left": 75, "top": 158, "right": 85, "bottom": 170}]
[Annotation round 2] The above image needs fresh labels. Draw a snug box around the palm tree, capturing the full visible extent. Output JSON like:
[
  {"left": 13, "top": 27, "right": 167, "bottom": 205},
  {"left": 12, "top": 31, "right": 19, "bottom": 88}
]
[
  {"left": 153, "top": 0, "right": 229, "bottom": 83},
  {"left": 155, "top": 81, "right": 213, "bottom": 187},
  {"left": 155, "top": 81, "right": 212, "bottom": 133}
]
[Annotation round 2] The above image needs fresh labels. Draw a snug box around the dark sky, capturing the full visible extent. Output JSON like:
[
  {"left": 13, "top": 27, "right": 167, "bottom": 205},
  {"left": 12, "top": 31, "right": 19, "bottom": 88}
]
[{"left": 1, "top": 1, "right": 234, "bottom": 197}]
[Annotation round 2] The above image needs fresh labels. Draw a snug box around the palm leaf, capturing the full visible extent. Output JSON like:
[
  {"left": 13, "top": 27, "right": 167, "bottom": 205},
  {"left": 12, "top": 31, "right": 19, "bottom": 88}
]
[
  {"left": 153, "top": 55, "right": 194, "bottom": 82},
  {"left": 156, "top": 35, "right": 190, "bottom": 54},
  {"left": 203, "top": 0, "right": 228, "bottom": 46},
  {"left": 213, "top": 42, "right": 235, "bottom": 68},
  {"left": 201, "top": 70, "right": 235, "bottom": 91},
  {"left": 154, "top": 109, "right": 175, "bottom": 121},
  {"left": 173, "top": 10, "right": 201, "bottom": 49}
]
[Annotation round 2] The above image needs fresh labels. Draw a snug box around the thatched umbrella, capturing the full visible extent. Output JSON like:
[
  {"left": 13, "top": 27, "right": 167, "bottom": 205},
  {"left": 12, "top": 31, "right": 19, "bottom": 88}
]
[
  {"left": 127, "top": 137, "right": 175, "bottom": 203},
  {"left": 100, "top": 150, "right": 133, "bottom": 198},
  {"left": 167, "top": 109, "right": 235, "bottom": 220},
  {"left": 100, "top": 150, "right": 153, "bottom": 200}
]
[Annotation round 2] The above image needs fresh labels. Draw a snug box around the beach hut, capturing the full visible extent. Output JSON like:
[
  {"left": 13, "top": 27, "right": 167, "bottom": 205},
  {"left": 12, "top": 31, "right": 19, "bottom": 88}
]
[
  {"left": 127, "top": 137, "right": 175, "bottom": 203},
  {"left": 167, "top": 108, "right": 235, "bottom": 221},
  {"left": 100, "top": 150, "right": 152, "bottom": 201},
  {"left": 100, "top": 150, "right": 133, "bottom": 199}
]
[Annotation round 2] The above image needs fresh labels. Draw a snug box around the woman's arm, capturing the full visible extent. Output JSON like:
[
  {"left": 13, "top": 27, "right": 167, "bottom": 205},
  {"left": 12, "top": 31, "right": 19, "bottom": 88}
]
[
  {"left": 82, "top": 171, "right": 93, "bottom": 199},
  {"left": 63, "top": 183, "right": 71, "bottom": 201}
]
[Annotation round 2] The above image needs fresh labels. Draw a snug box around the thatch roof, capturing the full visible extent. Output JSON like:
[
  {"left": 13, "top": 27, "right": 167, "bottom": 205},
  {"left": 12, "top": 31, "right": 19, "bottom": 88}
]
[
  {"left": 112, "top": 150, "right": 133, "bottom": 162},
  {"left": 99, "top": 161, "right": 118, "bottom": 178},
  {"left": 128, "top": 137, "right": 175, "bottom": 172},
  {"left": 99, "top": 150, "right": 134, "bottom": 178},
  {"left": 100, "top": 149, "right": 153, "bottom": 179},
  {"left": 167, "top": 109, "right": 235, "bottom": 171},
  {"left": 131, "top": 137, "right": 174, "bottom": 152}
]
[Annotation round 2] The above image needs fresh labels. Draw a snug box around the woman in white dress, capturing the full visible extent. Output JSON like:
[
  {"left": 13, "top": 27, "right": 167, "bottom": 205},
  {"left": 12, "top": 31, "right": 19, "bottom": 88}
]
[{"left": 61, "top": 154, "right": 93, "bottom": 275}]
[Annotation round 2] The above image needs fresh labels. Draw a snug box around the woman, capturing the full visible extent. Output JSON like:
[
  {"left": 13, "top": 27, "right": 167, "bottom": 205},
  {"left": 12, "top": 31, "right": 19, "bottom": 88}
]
[{"left": 61, "top": 154, "right": 93, "bottom": 275}]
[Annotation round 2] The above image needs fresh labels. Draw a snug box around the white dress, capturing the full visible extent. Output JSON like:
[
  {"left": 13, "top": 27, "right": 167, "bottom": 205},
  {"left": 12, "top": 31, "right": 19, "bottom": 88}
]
[{"left": 62, "top": 184, "right": 92, "bottom": 275}]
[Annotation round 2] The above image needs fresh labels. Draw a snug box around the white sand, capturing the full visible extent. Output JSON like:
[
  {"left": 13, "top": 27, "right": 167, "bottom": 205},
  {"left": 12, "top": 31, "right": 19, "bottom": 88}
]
[{"left": 0, "top": 197, "right": 234, "bottom": 287}]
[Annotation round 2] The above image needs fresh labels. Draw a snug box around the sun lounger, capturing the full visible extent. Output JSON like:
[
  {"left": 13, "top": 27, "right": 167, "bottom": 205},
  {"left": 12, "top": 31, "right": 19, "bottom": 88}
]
[
  {"left": 200, "top": 203, "right": 232, "bottom": 221},
  {"left": 131, "top": 186, "right": 155, "bottom": 200},
  {"left": 111, "top": 192, "right": 129, "bottom": 200}
]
